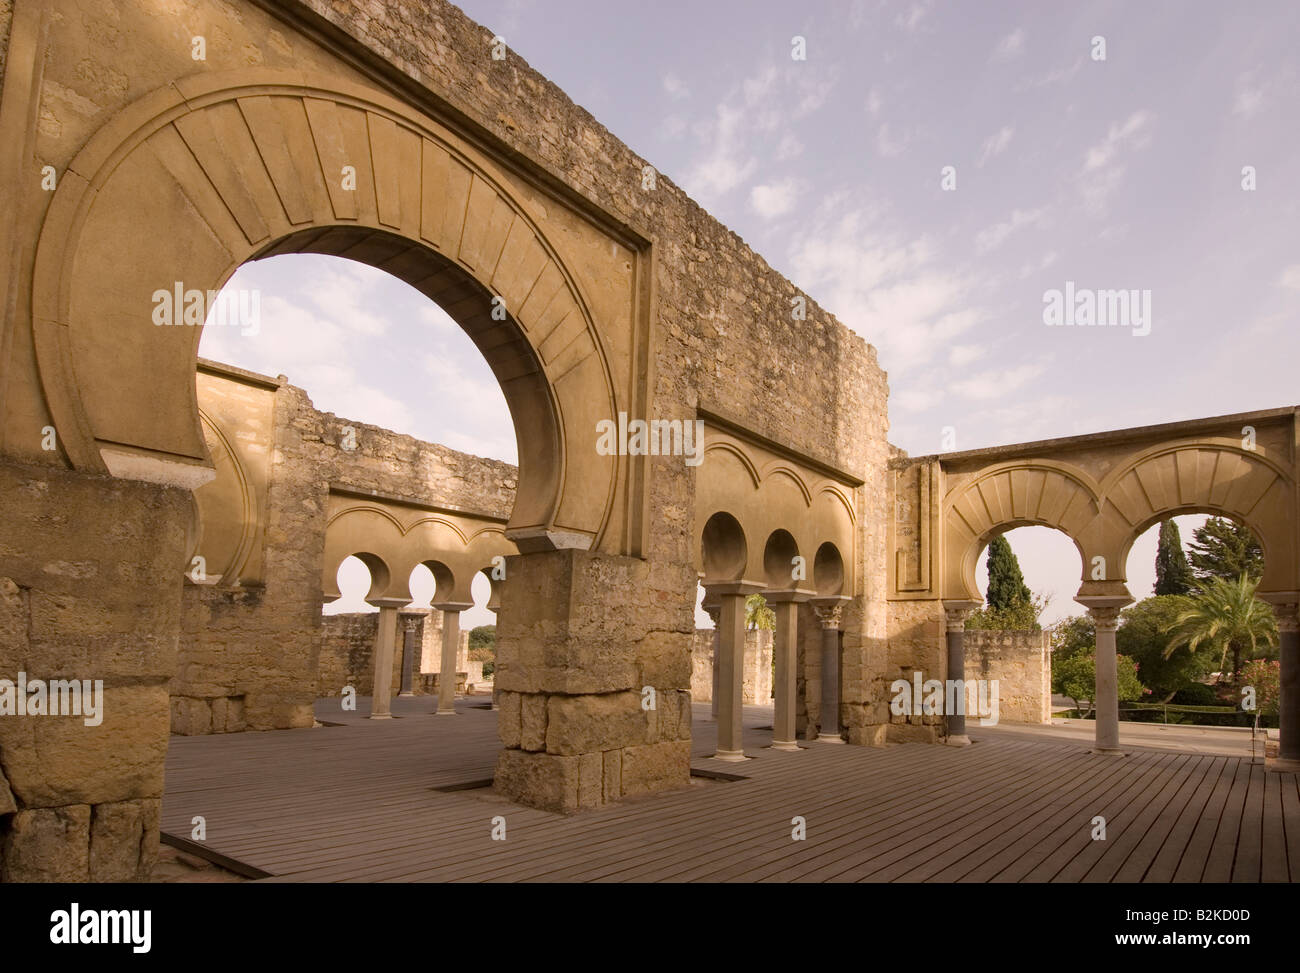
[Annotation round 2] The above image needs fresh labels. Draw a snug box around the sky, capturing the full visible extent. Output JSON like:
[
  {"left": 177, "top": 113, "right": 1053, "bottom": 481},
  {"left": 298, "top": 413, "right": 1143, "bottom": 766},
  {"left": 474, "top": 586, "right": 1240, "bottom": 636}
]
[{"left": 200, "top": 0, "right": 1299, "bottom": 625}]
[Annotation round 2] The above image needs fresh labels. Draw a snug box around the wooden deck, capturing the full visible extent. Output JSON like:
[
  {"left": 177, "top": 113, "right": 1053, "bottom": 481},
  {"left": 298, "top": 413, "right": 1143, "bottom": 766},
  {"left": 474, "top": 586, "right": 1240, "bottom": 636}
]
[{"left": 160, "top": 697, "right": 1300, "bottom": 882}]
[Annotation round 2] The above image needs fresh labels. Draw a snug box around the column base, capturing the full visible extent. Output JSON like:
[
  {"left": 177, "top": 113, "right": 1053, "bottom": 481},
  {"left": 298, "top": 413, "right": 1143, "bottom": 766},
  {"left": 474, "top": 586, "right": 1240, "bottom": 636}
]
[
  {"left": 1090, "top": 746, "right": 1126, "bottom": 756},
  {"left": 771, "top": 740, "right": 801, "bottom": 752},
  {"left": 398, "top": 692, "right": 414, "bottom": 697},
  {"left": 1266, "top": 756, "right": 1300, "bottom": 773},
  {"left": 436, "top": 710, "right": 456, "bottom": 716},
  {"left": 713, "top": 749, "right": 747, "bottom": 762},
  {"left": 816, "top": 733, "right": 844, "bottom": 744},
  {"left": 369, "top": 714, "right": 393, "bottom": 720},
  {"left": 944, "top": 735, "right": 972, "bottom": 747}
]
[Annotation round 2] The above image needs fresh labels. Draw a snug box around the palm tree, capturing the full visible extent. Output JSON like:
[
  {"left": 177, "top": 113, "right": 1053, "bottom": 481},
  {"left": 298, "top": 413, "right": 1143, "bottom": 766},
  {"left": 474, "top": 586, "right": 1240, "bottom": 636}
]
[
  {"left": 1162, "top": 574, "right": 1278, "bottom": 685},
  {"left": 745, "top": 593, "right": 775, "bottom": 631}
]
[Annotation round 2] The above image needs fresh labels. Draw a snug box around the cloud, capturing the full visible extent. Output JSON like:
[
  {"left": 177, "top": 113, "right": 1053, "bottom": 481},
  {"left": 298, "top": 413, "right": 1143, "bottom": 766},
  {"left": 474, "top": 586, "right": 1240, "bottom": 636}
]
[
  {"left": 776, "top": 132, "right": 804, "bottom": 160},
  {"left": 1078, "top": 110, "right": 1153, "bottom": 213},
  {"left": 866, "top": 86, "right": 883, "bottom": 116},
  {"left": 662, "top": 73, "right": 690, "bottom": 101},
  {"left": 894, "top": 1, "right": 932, "bottom": 32},
  {"left": 683, "top": 103, "right": 758, "bottom": 201},
  {"left": 991, "top": 28, "right": 1026, "bottom": 62},
  {"left": 1233, "top": 73, "right": 1267, "bottom": 118},
  {"left": 951, "top": 360, "right": 1046, "bottom": 401},
  {"left": 974, "top": 207, "right": 1046, "bottom": 254},
  {"left": 749, "top": 179, "right": 804, "bottom": 219},
  {"left": 977, "top": 125, "right": 1014, "bottom": 166},
  {"left": 875, "top": 122, "right": 912, "bottom": 158},
  {"left": 1278, "top": 264, "right": 1300, "bottom": 290}
]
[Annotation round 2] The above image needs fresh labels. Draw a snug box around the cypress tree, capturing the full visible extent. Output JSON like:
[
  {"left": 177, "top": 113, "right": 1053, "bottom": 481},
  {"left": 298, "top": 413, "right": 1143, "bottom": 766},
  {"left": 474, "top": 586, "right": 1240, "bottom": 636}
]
[
  {"left": 986, "top": 534, "right": 1032, "bottom": 614},
  {"left": 1154, "top": 519, "right": 1195, "bottom": 595},
  {"left": 1188, "top": 517, "right": 1263, "bottom": 585}
]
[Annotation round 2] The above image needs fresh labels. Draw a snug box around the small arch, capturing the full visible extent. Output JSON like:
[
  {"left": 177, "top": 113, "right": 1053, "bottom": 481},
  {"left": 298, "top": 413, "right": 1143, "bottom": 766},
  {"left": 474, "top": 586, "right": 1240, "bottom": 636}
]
[
  {"left": 349, "top": 551, "right": 391, "bottom": 603},
  {"left": 420, "top": 559, "right": 457, "bottom": 605},
  {"left": 762, "top": 529, "right": 801, "bottom": 589},
  {"left": 813, "top": 542, "right": 845, "bottom": 597},
  {"left": 701, "top": 511, "right": 748, "bottom": 583}
]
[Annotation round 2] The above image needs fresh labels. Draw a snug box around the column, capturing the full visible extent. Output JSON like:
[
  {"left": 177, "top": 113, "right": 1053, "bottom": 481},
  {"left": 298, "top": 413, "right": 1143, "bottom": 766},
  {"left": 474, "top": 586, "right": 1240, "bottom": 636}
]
[
  {"left": 368, "top": 603, "right": 400, "bottom": 719},
  {"left": 435, "top": 603, "right": 471, "bottom": 716},
  {"left": 490, "top": 606, "right": 500, "bottom": 711},
  {"left": 398, "top": 616, "right": 417, "bottom": 696},
  {"left": 1088, "top": 605, "right": 1126, "bottom": 755},
  {"left": 703, "top": 600, "right": 721, "bottom": 719},
  {"left": 942, "top": 601, "right": 977, "bottom": 746},
  {"left": 713, "top": 587, "right": 758, "bottom": 761},
  {"left": 767, "top": 590, "right": 808, "bottom": 751},
  {"left": 1264, "top": 596, "right": 1300, "bottom": 771},
  {"left": 812, "top": 599, "right": 848, "bottom": 743}
]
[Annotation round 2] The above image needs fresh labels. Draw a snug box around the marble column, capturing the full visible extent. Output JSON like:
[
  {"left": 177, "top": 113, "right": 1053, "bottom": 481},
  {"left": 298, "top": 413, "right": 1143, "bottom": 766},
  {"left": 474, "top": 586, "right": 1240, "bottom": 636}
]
[
  {"left": 812, "top": 598, "right": 849, "bottom": 743},
  {"left": 1263, "top": 595, "right": 1300, "bottom": 772},
  {"left": 1087, "top": 604, "right": 1127, "bottom": 755},
  {"left": 398, "top": 616, "right": 418, "bottom": 697},
  {"left": 714, "top": 591, "right": 748, "bottom": 760},
  {"left": 942, "top": 600, "right": 978, "bottom": 746},
  {"left": 368, "top": 602, "right": 401, "bottom": 719}
]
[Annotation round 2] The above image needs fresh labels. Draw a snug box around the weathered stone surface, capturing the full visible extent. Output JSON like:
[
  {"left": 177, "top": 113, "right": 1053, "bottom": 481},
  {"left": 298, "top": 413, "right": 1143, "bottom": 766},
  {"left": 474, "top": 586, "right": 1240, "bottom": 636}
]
[
  {"left": 601, "top": 749, "right": 622, "bottom": 804},
  {"left": 494, "top": 749, "right": 579, "bottom": 813},
  {"left": 497, "top": 690, "right": 522, "bottom": 748},
  {"left": 89, "top": 799, "right": 157, "bottom": 881},
  {"left": 545, "top": 691, "right": 644, "bottom": 755},
  {"left": 1, "top": 804, "right": 90, "bottom": 882},
  {"left": 0, "top": 762, "right": 16, "bottom": 816},
  {"left": 577, "top": 751, "right": 603, "bottom": 809},
  {"left": 620, "top": 741, "right": 691, "bottom": 798},
  {"left": 520, "top": 693, "right": 548, "bottom": 752}
]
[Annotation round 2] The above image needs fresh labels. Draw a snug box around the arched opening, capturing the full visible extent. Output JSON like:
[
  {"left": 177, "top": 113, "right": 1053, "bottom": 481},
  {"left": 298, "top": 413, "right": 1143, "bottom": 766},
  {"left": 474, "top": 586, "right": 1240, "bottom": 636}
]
[
  {"left": 812, "top": 542, "right": 845, "bottom": 597},
  {"left": 701, "top": 511, "right": 748, "bottom": 584}
]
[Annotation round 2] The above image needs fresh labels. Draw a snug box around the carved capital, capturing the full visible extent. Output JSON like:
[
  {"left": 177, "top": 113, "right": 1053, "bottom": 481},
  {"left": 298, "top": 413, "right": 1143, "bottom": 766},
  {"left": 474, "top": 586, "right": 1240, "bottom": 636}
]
[
  {"left": 1271, "top": 603, "right": 1300, "bottom": 633},
  {"left": 703, "top": 604, "right": 721, "bottom": 626},
  {"left": 1088, "top": 606, "right": 1123, "bottom": 633},
  {"left": 813, "top": 604, "right": 843, "bottom": 630},
  {"left": 943, "top": 607, "right": 972, "bottom": 632},
  {"left": 404, "top": 617, "right": 419, "bottom": 633}
]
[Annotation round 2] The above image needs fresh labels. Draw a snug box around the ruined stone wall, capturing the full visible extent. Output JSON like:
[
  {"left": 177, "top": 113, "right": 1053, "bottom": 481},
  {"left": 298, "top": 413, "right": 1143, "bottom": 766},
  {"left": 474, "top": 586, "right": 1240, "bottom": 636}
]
[
  {"left": 964, "top": 630, "right": 1052, "bottom": 725},
  {"left": 317, "top": 610, "right": 471, "bottom": 699},
  {"left": 0, "top": 459, "right": 190, "bottom": 880},
  {"left": 883, "top": 599, "right": 948, "bottom": 743},
  {"left": 174, "top": 365, "right": 515, "bottom": 734},
  {"left": 690, "top": 629, "right": 772, "bottom": 706}
]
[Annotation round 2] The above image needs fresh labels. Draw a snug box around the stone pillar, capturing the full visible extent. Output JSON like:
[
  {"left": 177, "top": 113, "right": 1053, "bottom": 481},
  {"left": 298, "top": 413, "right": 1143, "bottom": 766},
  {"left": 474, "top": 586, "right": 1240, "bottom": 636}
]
[
  {"left": 368, "top": 602, "right": 402, "bottom": 719},
  {"left": 398, "top": 616, "right": 418, "bottom": 697},
  {"left": 493, "top": 550, "right": 697, "bottom": 813},
  {"left": 767, "top": 590, "right": 811, "bottom": 751},
  {"left": 490, "top": 606, "right": 500, "bottom": 711},
  {"left": 942, "top": 600, "right": 978, "bottom": 746},
  {"left": 713, "top": 588, "right": 753, "bottom": 760},
  {"left": 812, "top": 598, "right": 849, "bottom": 742},
  {"left": 702, "top": 599, "right": 721, "bottom": 718},
  {"left": 1262, "top": 595, "right": 1300, "bottom": 772},
  {"left": 434, "top": 602, "right": 471, "bottom": 716}
]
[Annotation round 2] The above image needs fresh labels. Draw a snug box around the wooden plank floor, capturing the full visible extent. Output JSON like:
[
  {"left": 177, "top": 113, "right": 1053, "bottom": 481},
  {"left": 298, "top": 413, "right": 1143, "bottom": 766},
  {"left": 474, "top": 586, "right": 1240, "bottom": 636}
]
[{"left": 160, "top": 697, "right": 1299, "bottom": 882}]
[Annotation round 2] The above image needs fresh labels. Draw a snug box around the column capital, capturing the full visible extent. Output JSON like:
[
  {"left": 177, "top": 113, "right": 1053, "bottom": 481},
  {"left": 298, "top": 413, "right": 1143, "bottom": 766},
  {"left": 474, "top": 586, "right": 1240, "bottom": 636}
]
[
  {"left": 704, "top": 581, "right": 766, "bottom": 598},
  {"left": 763, "top": 587, "right": 816, "bottom": 604},
  {"left": 1259, "top": 591, "right": 1300, "bottom": 632},
  {"left": 701, "top": 602, "right": 721, "bottom": 625},
  {"left": 366, "top": 597, "right": 409, "bottom": 610},
  {"left": 811, "top": 596, "right": 850, "bottom": 629},
  {"left": 1085, "top": 604, "right": 1124, "bottom": 632},
  {"left": 941, "top": 599, "right": 980, "bottom": 632},
  {"left": 431, "top": 601, "right": 474, "bottom": 613},
  {"left": 403, "top": 617, "right": 419, "bottom": 632}
]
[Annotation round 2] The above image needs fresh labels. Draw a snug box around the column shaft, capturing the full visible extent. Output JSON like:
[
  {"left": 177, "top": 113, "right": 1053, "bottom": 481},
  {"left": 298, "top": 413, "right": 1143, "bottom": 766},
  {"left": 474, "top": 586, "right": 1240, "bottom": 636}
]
[
  {"left": 1093, "top": 613, "right": 1122, "bottom": 753},
  {"left": 438, "top": 609, "right": 461, "bottom": 715},
  {"left": 398, "top": 619, "right": 416, "bottom": 696},
  {"left": 772, "top": 600, "right": 799, "bottom": 750},
  {"left": 819, "top": 624, "right": 841, "bottom": 741},
  {"left": 715, "top": 593, "right": 746, "bottom": 760},
  {"left": 369, "top": 606, "right": 397, "bottom": 719},
  {"left": 946, "top": 628, "right": 967, "bottom": 741},
  {"left": 1280, "top": 628, "right": 1299, "bottom": 763}
]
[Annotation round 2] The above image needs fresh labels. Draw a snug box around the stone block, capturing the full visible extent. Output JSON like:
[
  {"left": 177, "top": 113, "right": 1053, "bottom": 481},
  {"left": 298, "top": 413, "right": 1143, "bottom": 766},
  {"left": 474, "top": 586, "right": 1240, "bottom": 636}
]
[
  {"left": 494, "top": 748, "right": 580, "bottom": 813},
  {"left": 544, "top": 691, "right": 644, "bottom": 755},
  {"left": 1, "top": 804, "right": 91, "bottom": 882},
  {"left": 602, "top": 748, "right": 622, "bottom": 804},
  {"left": 620, "top": 740, "right": 690, "bottom": 798},
  {"left": 577, "top": 751, "right": 603, "bottom": 808},
  {"left": 520, "top": 693, "right": 548, "bottom": 751},
  {"left": 497, "top": 690, "right": 522, "bottom": 748},
  {"left": 89, "top": 798, "right": 156, "bottom": 881}
]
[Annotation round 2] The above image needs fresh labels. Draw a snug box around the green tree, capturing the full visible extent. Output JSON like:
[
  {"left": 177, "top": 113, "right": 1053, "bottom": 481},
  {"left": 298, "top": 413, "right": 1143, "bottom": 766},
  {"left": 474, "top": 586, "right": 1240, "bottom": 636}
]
[
  {"left": 1050, "top": 615, "right": 1095, "bottom": 664},
  {"left": 1154, "top": 520, "right": 1195, "bottom": 595},
  {"left": 1239, "top": 659, "right": 1280, "bottom": 723},
  {"left": 1187, "top": 517, "right": 1263, "bottom": 587},
  {"left": 1162, "top": 574, "right": 1278, "bottom": 685},
  {"left": 468, "top": 624, "right": 496, "bottom": 651},
  {"left": 1115, "top": 595, "right": 1209, "bottom": 701},
  {"left": 1052, "top": 651, "right": 1144, "bottom": 717},
  {"left": 986, "top": 534, "right": 1032, "bottom": 613},
  {"left": 745, "top": 593, "right": 774, "bottom": 631}
]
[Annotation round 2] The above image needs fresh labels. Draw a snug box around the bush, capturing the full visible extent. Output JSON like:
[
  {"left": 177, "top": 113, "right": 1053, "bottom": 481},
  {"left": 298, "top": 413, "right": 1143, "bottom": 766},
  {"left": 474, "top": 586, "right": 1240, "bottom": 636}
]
[{"left": 1171, "top": 683, "right": 1218, "bottom": 706}]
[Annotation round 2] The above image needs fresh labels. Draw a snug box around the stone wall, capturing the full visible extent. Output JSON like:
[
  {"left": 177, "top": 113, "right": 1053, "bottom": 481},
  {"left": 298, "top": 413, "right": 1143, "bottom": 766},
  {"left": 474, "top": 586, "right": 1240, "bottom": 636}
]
[
  {"left": 173, "top": 362, "right": 514, "bottom": 734},
  {"left": 964, "top": 630, "right": 1051, "bottom": 725},
  {"left": 317, "top": 610, "right": 471, "bottom": 699},
  {"left": 690, "top": 629, "right": 773, "bottom": 706}
]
